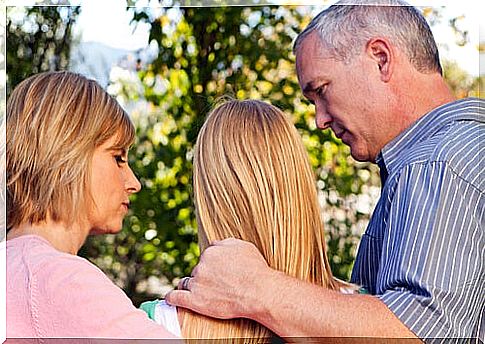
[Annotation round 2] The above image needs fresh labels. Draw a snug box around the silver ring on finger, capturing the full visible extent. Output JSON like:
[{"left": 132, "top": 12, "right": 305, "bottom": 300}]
[{"left": 181, "top": 277, "right": 191, "bottom": 291}]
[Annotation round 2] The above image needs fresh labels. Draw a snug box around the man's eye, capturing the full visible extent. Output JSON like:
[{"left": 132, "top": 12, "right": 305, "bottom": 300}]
[{"left": 316, "top": 85, "right": 327, "bottom": 96}]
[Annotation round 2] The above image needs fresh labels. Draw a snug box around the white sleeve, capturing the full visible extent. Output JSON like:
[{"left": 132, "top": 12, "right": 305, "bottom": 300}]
[{"left": 154, "top": 300, "right": 182, "bottom": 337}]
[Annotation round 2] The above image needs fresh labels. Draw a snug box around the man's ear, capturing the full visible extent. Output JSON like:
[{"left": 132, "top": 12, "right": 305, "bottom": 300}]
[{"left": 366, "top": 38, "right": 393, "bottom": 82}]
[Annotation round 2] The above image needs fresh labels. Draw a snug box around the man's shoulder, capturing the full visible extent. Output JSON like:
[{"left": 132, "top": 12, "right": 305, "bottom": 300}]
[
  {"left": 398, "top": 118, "right": 482, "bottom": 185},
  {"left": 431, "top": 119, "right": 482, "bottom": 166}
]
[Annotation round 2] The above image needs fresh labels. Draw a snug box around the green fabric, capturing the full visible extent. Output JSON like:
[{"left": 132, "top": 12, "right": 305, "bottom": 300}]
[
  {"left": 358, "top": 287, "right": 370, "bottom": 294},
  {"left": 139, "top": 300, "right": 160, "bottom": 321}
]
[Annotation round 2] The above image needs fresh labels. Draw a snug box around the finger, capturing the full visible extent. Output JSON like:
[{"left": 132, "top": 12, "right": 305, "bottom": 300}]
[
  {"left": 176, "top": 276, "right": 192, "bottom": 291},
  {"left": 165, "top": 289, "right": 194, "bottom": 309}
]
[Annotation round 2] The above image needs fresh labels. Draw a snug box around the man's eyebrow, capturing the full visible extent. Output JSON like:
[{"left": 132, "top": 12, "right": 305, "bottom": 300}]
[{"left": 302, "top": 78, "right": 326, "bottom": 94}]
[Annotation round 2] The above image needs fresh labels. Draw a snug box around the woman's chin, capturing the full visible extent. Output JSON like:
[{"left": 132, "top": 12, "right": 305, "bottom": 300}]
[{"left": 89, "top": 225, "right": 123, "bottom": 236}]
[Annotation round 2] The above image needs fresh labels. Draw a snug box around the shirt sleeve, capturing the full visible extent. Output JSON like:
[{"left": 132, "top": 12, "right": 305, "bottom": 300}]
[
  {"left": 140, "top": 300, "right": 182, "bottom": 337},
  {"left": 32, "top": 254, "right": 177, "bottom": 339},
  {"left": 376, "top": 161, "right": 485, "bottom": 339}
]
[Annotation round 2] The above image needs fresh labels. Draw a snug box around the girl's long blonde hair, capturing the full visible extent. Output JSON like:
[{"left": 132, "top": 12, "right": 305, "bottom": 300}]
[{"left": 180, "top": 99, "right": 342, "bottom": 340}]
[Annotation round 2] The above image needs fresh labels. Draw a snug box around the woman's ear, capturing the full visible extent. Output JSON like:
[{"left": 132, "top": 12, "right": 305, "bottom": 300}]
[{"left": 366, "top": 37, "right": 394, "bottom": 82}]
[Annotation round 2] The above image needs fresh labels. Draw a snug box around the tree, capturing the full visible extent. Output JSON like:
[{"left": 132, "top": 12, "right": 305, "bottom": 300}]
[
  {"left": 443, "top": 60, "right": 481, "bottom": 98},
  {"left": 6, "top": 5, "right": 80, "bottom": 97}
]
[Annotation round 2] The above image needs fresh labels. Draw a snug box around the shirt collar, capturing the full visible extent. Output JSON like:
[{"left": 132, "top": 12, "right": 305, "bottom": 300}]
[
  {"left": 375, "top": 152, "right": 388, "bottom": 186},
  {"left": 377, "top": 97, "right": 484, "bottom": 183}
]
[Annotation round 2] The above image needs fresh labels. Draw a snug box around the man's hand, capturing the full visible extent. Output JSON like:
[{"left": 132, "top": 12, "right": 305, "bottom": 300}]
[
  {"left": 166, "top": 238, "right": 417, "bottom": 339},
  {"left": 165, "top": 238, "right": 275, "bottom": 319}
]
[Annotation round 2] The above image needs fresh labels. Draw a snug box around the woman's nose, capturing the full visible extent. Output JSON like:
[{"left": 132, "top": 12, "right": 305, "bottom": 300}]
[{"left": 126, "top": 166, "right": 142, "bottom": 194}]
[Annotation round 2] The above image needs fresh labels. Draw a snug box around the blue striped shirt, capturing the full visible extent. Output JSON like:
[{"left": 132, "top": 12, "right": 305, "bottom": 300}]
[{"left": 351, "top": 98, "right": 484, "bottom": 340}]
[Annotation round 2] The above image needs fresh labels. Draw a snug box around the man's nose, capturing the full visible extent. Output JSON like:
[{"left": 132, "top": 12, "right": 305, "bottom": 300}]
[{"left": 315, "top": 103, "right": 332, "bottom": 130}]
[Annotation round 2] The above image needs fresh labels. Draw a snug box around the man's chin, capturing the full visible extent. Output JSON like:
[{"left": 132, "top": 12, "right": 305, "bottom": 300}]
[{"left": 349, "top": 147, "right": 373, "bottom": 163}]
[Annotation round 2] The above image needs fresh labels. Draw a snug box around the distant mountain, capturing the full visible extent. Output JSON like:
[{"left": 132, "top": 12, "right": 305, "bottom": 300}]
[{"left": 69, "top": 41, "right": 133, "bottom": 88}]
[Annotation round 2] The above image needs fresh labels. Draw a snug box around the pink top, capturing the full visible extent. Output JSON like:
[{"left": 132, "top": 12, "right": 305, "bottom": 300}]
[{"left": 6, "top": 235, "right": 175, "bottom": 339}]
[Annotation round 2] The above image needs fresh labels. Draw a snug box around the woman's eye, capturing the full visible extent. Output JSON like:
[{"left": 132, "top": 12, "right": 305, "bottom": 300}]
[{"left": 115, "top": 155, "right": 127, "bottom": 165}]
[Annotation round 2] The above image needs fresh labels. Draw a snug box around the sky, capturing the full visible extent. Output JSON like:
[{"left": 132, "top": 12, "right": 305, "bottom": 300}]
[
  {"left": 5, "top": 0, "right": 484, "bottom": 76},
  {"left": 74, "top": 0, "right": 482, "bottom": 76},
  {"left": 72, "top": 0, "right": 152, "bottom": 51}
]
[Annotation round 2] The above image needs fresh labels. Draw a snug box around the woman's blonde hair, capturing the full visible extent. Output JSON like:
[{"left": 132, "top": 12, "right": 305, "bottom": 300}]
[
  {"left": 7, "top": 71, "right": 135, "bottom": 229},
  {"left": 180, "top": 99, "right": 342, "bottom": 340}
]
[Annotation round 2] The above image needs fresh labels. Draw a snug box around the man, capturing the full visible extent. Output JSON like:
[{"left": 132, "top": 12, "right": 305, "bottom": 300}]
[{"left": 166, "top": 0, "right": 484, "bottom": 340}]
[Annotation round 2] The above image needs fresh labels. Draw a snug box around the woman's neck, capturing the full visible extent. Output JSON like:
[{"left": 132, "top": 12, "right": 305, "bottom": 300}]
[{"left": 7, "top": 219, "right": 89, "bottom": 255}]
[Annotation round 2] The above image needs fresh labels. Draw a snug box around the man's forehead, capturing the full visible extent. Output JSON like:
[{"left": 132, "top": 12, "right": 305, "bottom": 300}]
[
  {"left": 296, "top": 39, "right": 334, "bottom": 83},
  {"left": 296, "top": 42, "right": 337, "bottom": 85},
  {"left": 296, "top": 32, "right": 334, "bottom": 60}
]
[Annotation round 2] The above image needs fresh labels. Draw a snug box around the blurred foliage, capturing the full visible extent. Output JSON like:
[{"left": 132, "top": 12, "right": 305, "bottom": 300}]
[
  {"left": 87, "top": 5, "right": 380, "bottom": 305},
  {"left": 6, "top": 3, "right": 482, "bottom": 306},
  {"left": 424, "top": 5, "right": 483, "bottom": 97},
  {"left": 6, "top": 5, "right": 80, "bottom": 97},
  {"left": 443, "top": 60, "right": 483, "bottom": 98}
]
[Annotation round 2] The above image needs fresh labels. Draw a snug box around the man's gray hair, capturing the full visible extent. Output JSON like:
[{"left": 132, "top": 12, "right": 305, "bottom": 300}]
[{"left": 294, "top": 0, "right": 442, "bottom": 75}]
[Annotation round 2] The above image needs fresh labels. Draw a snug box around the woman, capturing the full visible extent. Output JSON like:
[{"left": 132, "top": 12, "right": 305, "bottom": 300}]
[
  {"left": 6, "top": 71, "right": 175, "bottom": 339},
  {"left": 141, "top": 99, "right": 357, "bottom": 340}
]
